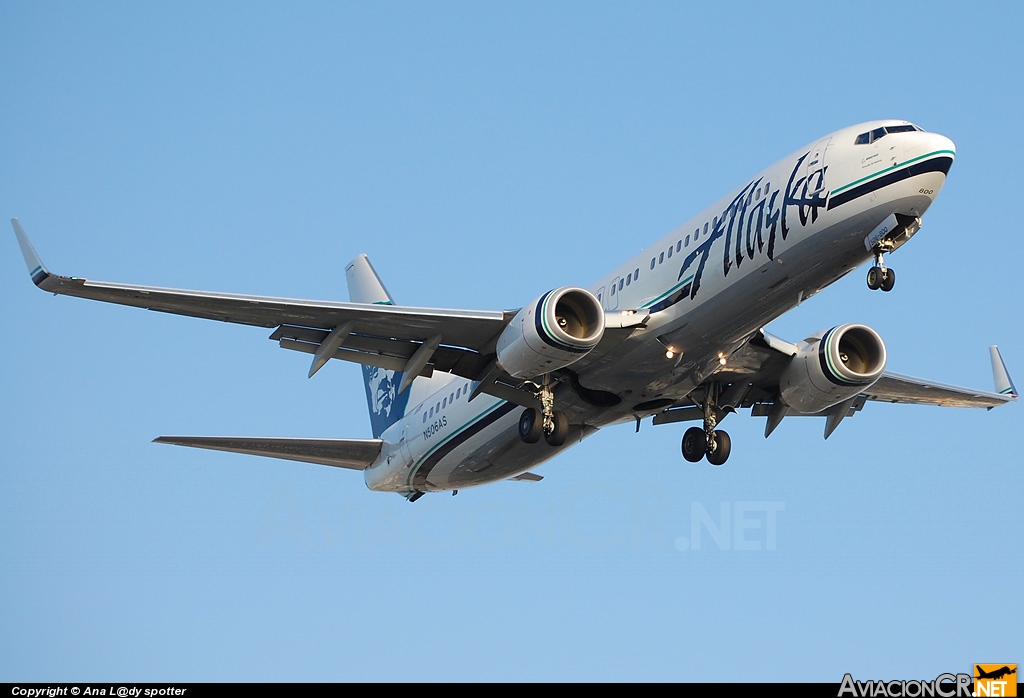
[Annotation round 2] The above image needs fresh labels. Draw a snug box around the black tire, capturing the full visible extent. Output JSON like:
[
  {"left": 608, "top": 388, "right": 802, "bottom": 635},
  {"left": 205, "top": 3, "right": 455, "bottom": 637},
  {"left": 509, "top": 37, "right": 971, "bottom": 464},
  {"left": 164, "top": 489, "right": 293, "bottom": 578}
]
[
  {"left": 519, "top": 408, "right": 541, "bottom": 444},
  {"left": 682, "top": 426, "right": 706, "bottom": 462},
  {"left": 544, "top": 410, "right": 569, "bottom": 447},
  {"left": 880, "top": 268, "right": 896, "bottom": 292},
  {"left": 866, "top": 266, "right": 881, "bottom": 290},
  {"left": 706, "top": 430, "right": 731, "bottom": 466}
]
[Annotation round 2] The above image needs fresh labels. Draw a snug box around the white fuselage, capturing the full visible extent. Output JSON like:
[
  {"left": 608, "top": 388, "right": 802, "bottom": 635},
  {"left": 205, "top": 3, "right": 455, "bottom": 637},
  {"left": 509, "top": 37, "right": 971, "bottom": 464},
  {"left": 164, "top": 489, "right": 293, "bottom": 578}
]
[{"left": 363, "top": 121, "right": 956, "bottom": 494}]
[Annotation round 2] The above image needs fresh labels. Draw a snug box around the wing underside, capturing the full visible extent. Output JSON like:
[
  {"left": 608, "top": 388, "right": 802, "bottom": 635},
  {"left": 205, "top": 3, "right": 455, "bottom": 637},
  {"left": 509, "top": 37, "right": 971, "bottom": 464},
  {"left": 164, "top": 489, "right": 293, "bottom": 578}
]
[{"left": 862, "top": 372, "right": 1012, "bottom": 408}]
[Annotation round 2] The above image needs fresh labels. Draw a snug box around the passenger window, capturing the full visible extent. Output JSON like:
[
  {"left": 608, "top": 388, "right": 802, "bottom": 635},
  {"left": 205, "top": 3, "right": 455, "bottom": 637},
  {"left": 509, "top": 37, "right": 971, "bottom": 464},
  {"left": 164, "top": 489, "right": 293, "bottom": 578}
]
[
  {"left": 429, "top": 407, "right": 434, "bottom": 417},
  {"left": 625, "top": 275, "right": 630, "bottom": 286},
  {"left": 618, "top": 279, "right": 624, "bottom": 291},
  {"left": 634, "top": 269, "right": 638, "bottom": 281},
  {"left": 659, "top": 252, "right": 664, "bottom": 264},
  {"left": 703, "top": 222, "right": 708, "bottom": 236},
  {"left": 423, "top": 413, "right": 427, "bottom": 423},
  {"left": 667, "top": 246, "right": 672, "bottom": 259},
  {"left": 598, "top": 293, "right": 602, "bottom": 302},
  {"left": 685, "top": 235, "right": 690, "bottom": 246},
  {"left": 676, "top": 240, "right": 681, "bottom": 252},
  {"left": 450, "top": 392, "right": 454, "bottom": 403},
  {"left": 650, "top": 259, "right": 656, "bottom": 270},
  {"left": 610, "top": 285, "right": 616, "bottom": 296}
]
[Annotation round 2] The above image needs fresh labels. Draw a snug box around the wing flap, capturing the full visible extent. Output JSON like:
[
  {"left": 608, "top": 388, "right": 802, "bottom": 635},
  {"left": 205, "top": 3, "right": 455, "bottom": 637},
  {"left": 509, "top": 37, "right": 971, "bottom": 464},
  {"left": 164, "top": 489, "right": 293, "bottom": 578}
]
[
  {"left": 272, "top": 324, "right": 492, "bottom": 380},
  {"left": 154, "top": 436, "right": 384, "bottom": 470}
]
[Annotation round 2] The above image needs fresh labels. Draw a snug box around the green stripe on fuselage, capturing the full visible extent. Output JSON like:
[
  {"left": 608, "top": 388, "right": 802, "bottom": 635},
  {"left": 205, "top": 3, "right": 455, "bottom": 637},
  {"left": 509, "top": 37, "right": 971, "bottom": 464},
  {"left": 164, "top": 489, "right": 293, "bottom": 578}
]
[
  {"left": 640, "top": 275, "right": 694, "bottom": 310},
  {"left": 405, "top": 399, "right": 509, "bottom": 488},
  {"left": 830, "top": 150, "right": 956, "bottom": 196}
]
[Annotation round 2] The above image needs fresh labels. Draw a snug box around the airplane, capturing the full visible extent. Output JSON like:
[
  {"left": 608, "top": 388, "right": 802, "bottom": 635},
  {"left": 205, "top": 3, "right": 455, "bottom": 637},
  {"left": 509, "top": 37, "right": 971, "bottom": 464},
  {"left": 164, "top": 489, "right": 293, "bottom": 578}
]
[
  {"left": 975, "top": 666, "right": 1016, "bottom": 681},
  {"left": 12, "top": 119, "right": 1018, "bottom": 501}
]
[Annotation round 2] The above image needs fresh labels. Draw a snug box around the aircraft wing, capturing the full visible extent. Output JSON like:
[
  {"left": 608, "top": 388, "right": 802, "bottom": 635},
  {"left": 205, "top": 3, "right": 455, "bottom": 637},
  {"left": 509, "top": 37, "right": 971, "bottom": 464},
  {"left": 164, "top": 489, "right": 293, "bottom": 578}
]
[
  {"left": 666, "top": 329, "right": 1017, "bottom": 439},
  {"left": 862, "top": 372, "right": 1013, "bottom": 408},
  {"left": 14, "top": 219, "right": 509, "bottom": 345},
  {"left": 13, "top": 219, "right": 512, "bottom": 374},
  {"left": 727, "top": 329, "right": 1016, "bottom": 409},
  {"left": 13, "top": 219, "right": 643, "bottom": 404},
  {"left": 153, "top": 436, "right": 383, "bottom": 470}
]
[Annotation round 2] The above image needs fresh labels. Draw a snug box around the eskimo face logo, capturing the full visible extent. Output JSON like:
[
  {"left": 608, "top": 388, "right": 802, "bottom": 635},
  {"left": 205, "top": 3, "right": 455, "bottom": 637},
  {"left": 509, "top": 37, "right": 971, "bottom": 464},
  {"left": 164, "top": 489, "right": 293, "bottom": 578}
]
[{"left": 367, "top": 367, "right": 398, "bottom": 417}]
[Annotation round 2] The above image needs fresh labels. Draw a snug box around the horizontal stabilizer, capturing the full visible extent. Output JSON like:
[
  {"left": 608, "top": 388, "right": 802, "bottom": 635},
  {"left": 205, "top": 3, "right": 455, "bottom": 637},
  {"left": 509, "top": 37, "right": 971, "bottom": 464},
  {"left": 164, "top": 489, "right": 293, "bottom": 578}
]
[{"left": 153, "top": 436, "right": 383, "bottom": 470}]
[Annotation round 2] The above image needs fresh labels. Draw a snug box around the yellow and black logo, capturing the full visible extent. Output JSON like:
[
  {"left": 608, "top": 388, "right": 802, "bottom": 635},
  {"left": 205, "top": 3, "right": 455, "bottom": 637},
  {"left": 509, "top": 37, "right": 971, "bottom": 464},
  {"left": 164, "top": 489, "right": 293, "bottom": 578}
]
[{"left": 974, "top": 665, "right": 1017, "bottom": 697}]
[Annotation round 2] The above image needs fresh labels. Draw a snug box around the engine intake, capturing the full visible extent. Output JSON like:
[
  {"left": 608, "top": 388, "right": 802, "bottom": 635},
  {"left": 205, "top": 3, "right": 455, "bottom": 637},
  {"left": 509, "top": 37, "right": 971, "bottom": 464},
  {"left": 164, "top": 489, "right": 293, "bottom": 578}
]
[
  {"left": 496, "top": 287, "right": 605, "bottom": 379},
  {"left": 779, "top": 324, "right": 886, "bottom": 413}
]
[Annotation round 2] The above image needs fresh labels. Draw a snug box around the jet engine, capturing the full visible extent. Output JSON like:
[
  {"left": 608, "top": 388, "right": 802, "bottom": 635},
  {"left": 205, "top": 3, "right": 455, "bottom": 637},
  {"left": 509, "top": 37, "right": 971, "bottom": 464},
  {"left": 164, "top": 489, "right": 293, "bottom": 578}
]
[
  {"left": 779, "top": 324, "right": 886, "bottom": 413},
  {"left": 495, "top": 287, "right": 605, "bottom": 379}
]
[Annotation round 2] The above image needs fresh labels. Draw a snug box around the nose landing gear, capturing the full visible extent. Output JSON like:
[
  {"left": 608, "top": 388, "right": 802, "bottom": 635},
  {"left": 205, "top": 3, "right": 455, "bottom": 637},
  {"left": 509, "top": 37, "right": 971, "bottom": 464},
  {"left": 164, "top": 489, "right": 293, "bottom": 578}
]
[
  {"left": 866, "top": 247, "right": 896, "bottom": 292},
  {"left": 863, "top": 213, "right": 920, "bottom": 293}
]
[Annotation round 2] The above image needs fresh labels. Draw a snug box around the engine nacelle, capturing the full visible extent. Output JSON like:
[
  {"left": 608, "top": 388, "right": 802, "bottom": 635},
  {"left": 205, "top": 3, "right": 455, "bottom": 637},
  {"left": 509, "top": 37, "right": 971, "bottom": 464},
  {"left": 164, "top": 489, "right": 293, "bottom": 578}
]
[
  {"left": 496, "top": 287, "right": 605, "bottom": 379},
  {"left": 779, "top": 324, "right": 887, "bottom": 413}
]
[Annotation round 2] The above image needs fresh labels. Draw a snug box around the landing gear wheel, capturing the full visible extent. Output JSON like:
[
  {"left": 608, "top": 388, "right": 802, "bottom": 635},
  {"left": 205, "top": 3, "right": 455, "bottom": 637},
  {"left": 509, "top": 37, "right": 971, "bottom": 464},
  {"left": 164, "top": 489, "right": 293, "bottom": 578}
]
[
  {"left": 682, "top": 426, "right": 707, "bottom": 462},
  {"left": 880, "top": 268, "right": 895, "bottom": 292},
  {"left": 866, "top": 266, "right": 882, "bottom": 290},
  {"left": 706, "top": 430, "right": 731, "bottom": 466},
  {"left": 544, "top": 410, "right": 569, "bottom": 447},
  {"left": 519, "top": 408, "right": 541, "bottom": 444}
]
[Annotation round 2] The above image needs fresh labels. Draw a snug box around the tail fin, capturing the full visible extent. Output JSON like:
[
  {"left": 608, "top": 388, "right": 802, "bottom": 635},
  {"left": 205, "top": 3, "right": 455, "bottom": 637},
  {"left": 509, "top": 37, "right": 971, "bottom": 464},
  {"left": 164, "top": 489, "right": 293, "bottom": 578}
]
[
  {"left": 990, "top": 346, "right": 1018, "bottom": 398},
  {"left": 346, "top": 255, "right": 410, "bottom": 438},
  {"left": 345, "top": 254, "right": 459, "bottom": 437},
  {"left": 345, "top": 254, "right": 395, "bottom": 306}
]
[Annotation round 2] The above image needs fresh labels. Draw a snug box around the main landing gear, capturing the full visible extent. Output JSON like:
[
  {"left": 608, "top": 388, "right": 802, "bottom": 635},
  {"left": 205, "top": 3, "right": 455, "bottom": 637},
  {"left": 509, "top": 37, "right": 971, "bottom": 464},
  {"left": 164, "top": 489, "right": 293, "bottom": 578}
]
[
  {"left": 681, "top": 386, "right": 731, "bottom": 466},
  {"left": 866, "top": 246, "right": 896, "bottom": 292},
  {"left": 518, "top": 377, "right": 569, "bottom": 447}
]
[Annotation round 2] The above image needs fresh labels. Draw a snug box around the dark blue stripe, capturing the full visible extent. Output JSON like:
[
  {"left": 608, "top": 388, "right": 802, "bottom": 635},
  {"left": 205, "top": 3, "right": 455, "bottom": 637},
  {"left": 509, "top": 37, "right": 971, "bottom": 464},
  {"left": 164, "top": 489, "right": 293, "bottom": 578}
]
[
  {"left": 412, "top": 401, "right": 518, "bottom": 489},
  {"left": 827, "top": 156, "right": 953, "bottom": 210}
]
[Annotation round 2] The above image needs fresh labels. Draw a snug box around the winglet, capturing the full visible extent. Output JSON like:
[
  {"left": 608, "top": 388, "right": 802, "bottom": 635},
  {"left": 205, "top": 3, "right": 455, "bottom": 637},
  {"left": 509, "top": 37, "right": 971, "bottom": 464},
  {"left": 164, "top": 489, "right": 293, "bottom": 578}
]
[
  {"left": 990, "top": 346, "right": 1018, "bottom": 398},
  {"left": 11, "top": 218, "right": 51, "bottom": 286}
]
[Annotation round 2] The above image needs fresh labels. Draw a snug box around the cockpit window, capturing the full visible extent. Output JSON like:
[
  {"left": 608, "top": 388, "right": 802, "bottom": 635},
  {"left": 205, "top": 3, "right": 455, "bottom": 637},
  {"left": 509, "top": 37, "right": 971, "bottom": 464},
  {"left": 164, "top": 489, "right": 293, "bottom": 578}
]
[{"left": 854, "top": 124, "right": 921, "bottom": 145}]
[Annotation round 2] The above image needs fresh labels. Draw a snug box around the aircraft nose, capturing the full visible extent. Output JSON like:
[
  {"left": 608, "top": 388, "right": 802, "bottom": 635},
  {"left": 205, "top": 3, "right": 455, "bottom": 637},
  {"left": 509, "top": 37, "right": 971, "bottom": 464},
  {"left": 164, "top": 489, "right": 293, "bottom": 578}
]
[
  {"left": 929, "top": 132, "right": 956, "bottom": 158},
  {"left": 906, "top": 131, "right": 956, "bottom": 163}
]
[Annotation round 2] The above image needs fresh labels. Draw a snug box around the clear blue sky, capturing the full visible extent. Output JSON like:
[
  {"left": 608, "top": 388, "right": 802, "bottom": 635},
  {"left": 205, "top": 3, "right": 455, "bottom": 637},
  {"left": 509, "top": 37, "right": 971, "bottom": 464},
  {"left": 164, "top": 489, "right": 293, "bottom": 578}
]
[{"left": 2, "top": 1, "right": 1021, "bottom": 682}]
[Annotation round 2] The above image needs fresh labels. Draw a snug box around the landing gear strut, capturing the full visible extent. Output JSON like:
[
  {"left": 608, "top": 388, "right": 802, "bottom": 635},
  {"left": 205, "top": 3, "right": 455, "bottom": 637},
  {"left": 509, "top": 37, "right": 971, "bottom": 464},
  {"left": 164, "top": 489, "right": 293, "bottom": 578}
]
[
  {"left": 680, "top": 385, "right": 731, "bottom": 465},
  {"left": 866, "top": 245, "right": 896, "bottom": 292},
  {"left": 519, "top": 376, "right": 569, "bottom": 447}
]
